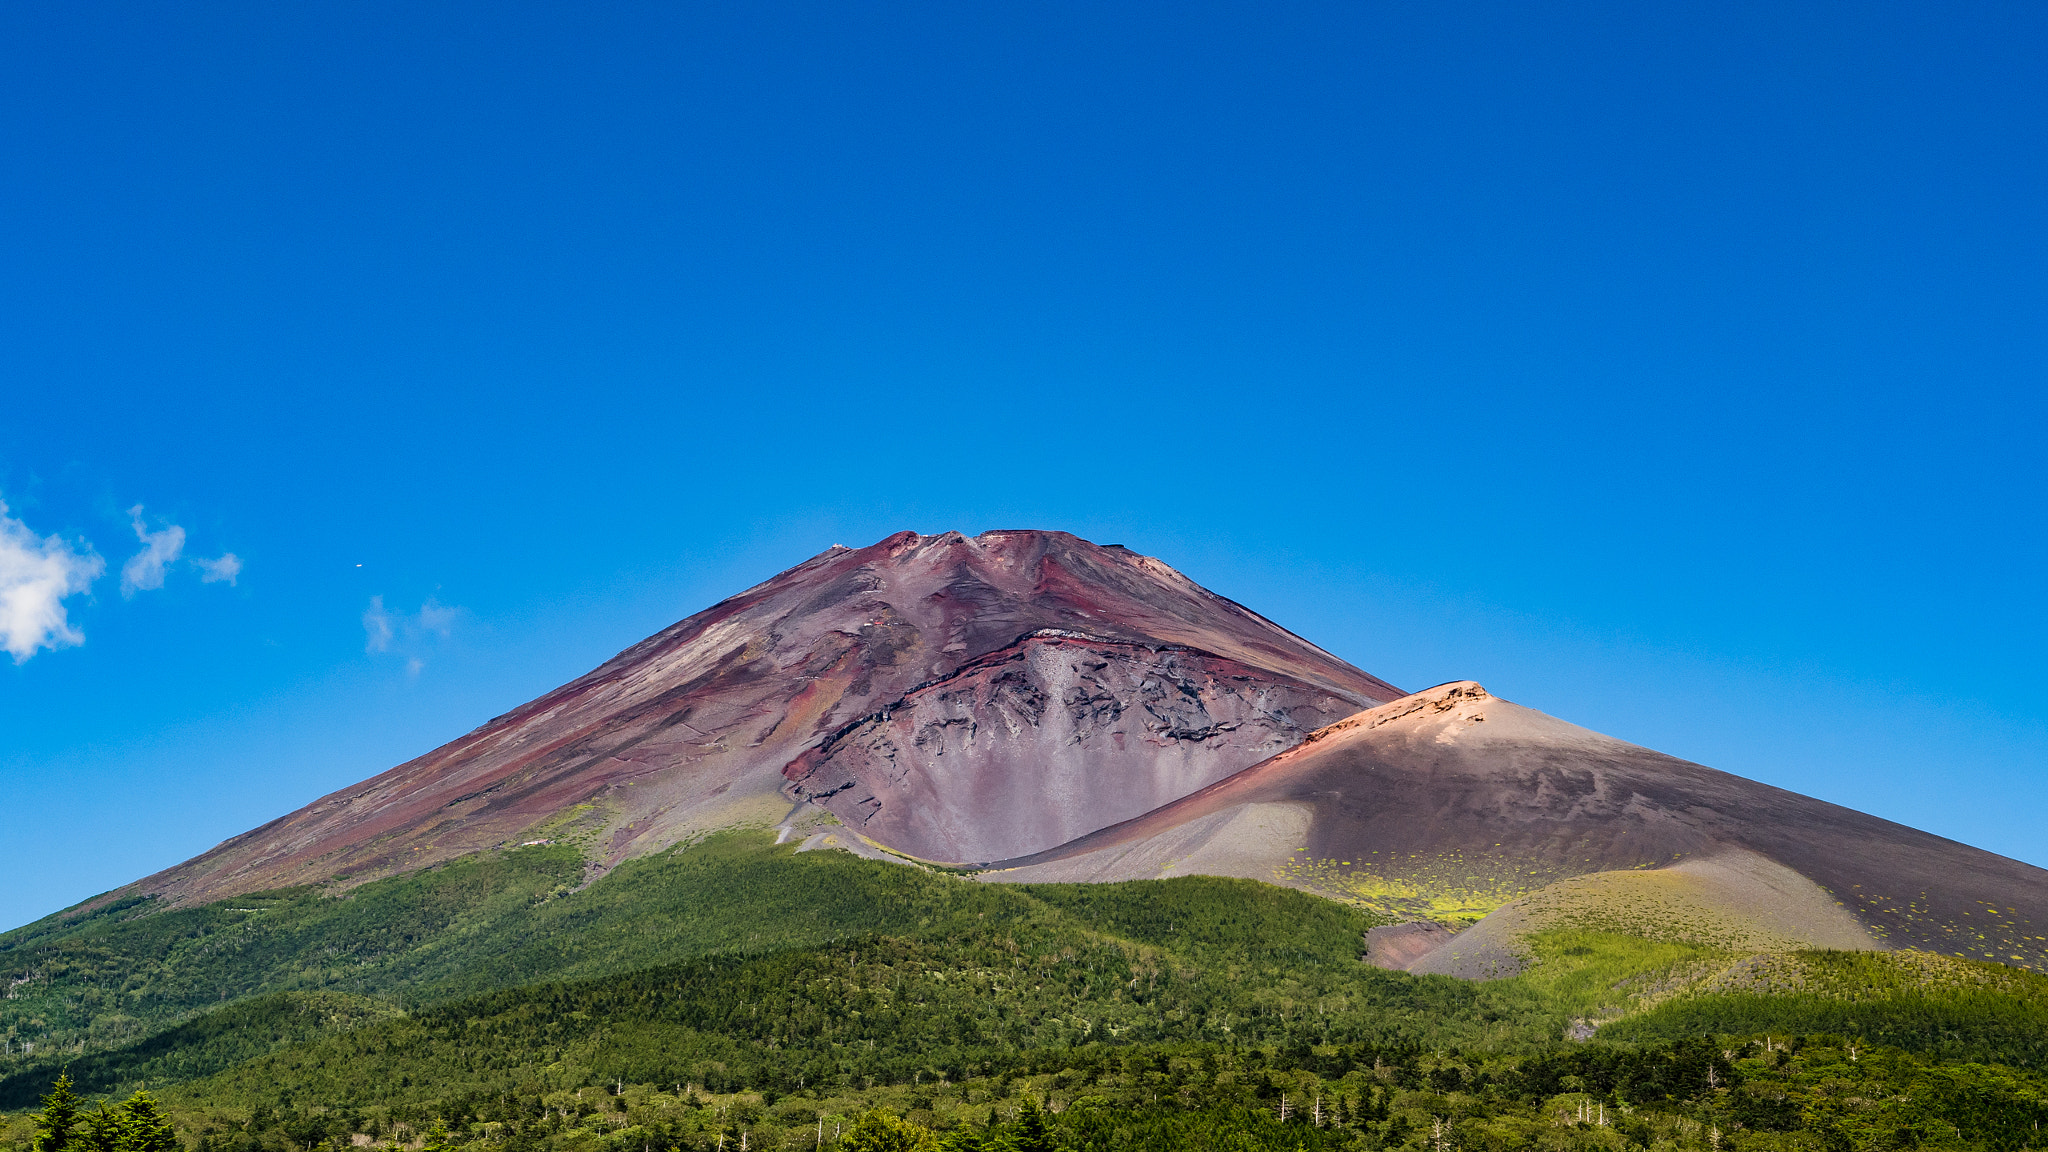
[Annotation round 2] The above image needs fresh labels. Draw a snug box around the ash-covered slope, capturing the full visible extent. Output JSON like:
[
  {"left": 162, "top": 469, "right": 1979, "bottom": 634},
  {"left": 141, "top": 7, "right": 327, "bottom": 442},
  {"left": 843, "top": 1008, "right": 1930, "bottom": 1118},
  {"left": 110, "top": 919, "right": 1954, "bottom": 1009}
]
[
  {"left": 127, "top": 530, "right": 1402, "bottom": 906},
  {"left": 988, "top": 682, "right": 2048, "bottom": 970}
]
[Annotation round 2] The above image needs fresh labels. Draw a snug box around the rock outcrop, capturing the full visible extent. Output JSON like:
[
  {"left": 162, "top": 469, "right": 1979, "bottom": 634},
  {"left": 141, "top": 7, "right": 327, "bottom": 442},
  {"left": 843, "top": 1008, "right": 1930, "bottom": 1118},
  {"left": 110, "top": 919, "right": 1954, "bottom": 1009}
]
[{"left": 783, "top": 631, "right": 1365, "bottom": 863}]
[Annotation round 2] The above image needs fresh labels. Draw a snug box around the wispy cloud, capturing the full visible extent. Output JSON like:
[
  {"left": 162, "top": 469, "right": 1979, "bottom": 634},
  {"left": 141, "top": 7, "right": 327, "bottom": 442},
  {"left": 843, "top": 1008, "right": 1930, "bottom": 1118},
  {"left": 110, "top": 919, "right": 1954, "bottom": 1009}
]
[
  {"left": 364, "top": 595, "right": 460, "bottom": 674},
  {"left": 416, "top": 597, "right": 457, "bottom": 638},
  {"left": 194, "top": 552, "right": 242, "bottom": 585},
  {"left": 120, "top": 506, "right": 244, "bottom": 593},
  {"left": 120, "top": 505, "right": 185, "bottom": 598},
  {"left": 363, "top": 595, "right": 396, "bottom": 652},
  {"left": 0, "top": 498, "right": 105, "bottom": 663}
]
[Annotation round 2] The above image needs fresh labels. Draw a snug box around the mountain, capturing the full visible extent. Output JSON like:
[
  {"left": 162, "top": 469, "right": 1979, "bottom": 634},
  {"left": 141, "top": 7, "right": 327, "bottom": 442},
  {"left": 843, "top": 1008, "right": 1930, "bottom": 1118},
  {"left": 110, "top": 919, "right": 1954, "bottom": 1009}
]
[
  {"left": 106, "top": 530, "right": 2048, "bottom": 974},
  {"left": 15, "top": 529, "right": 2048, "bottom": 1134},
  {"left": 124, "top": 530, "right": 1402, "bottom": 907},
  {"left": 984, "top": 681, "right": 2048, "bottom": 974}
]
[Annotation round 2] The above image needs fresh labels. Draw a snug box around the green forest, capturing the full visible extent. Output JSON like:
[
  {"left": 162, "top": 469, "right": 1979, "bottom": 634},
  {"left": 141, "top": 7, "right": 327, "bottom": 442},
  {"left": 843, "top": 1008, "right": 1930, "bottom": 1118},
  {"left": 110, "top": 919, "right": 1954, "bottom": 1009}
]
[{"left": 4, "top": 834, "right": 2047, "bottom": 1151}]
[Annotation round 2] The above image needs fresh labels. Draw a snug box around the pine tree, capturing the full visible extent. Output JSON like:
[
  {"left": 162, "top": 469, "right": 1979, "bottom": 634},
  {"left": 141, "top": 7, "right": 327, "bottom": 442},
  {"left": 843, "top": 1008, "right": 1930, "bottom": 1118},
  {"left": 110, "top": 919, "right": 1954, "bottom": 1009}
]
[
  {"left": 33, "top": 1074, "right": 84, "bottom": 1152},
  {"left": 1006, "top": 1099, "right": 1056, "bottom": 1152},
  {"left": 117, "top": 1092, "right": 179, "bottom": 1152},
  {"left": 420, "top": 1120, "right": 454, "bottom": 1152},
  {"left": 78, "top": 1107, "right": 121, "bottom": 1152},
  {"left": 837, "top": 1111, "right": 937, "bottom": 1152}
]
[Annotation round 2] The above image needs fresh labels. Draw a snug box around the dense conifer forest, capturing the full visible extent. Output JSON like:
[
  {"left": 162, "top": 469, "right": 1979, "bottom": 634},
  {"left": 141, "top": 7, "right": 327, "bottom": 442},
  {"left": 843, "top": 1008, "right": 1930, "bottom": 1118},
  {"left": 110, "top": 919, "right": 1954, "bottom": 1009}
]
[{"left": 6, "top": 834, "right": 2048, "bottom": 1151}]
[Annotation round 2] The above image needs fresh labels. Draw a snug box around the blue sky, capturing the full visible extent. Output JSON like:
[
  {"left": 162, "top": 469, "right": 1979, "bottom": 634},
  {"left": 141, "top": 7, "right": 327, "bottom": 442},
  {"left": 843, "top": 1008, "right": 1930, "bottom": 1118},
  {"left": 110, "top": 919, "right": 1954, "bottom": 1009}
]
[{"left": 2, "top": 2, "right": 2043, "bottom": 931}]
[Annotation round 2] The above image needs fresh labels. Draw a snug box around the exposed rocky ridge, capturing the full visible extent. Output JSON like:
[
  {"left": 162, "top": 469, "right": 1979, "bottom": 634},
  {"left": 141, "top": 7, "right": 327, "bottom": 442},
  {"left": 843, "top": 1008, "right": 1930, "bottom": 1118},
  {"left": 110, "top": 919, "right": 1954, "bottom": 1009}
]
[
  {"left": 120, "top": 530, "right": 1402, "bottom": 907},
  {"left": 784, "top": 632, "right": 1365, "bottom": 862},
  {"left": 984, "top": 682, "right": 2048, "bottom": 971}
]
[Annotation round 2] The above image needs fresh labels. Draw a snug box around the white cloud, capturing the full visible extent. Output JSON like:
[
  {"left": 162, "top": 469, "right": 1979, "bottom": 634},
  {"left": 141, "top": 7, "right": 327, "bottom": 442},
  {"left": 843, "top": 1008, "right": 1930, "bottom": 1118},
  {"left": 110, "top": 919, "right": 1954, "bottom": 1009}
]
[
  {"left": 363, "top": 595, "right": 395, "bottom": 653},
  {"left": 120, "top": 505, "right": 185, "bottom": 598},
  {"left": 194, "top": 552, "right": 242, "bottom": 585},
  {"left": 0, "top": 498, "right": 105, "bottom": 663},
  {"left": 363, "top": 595, "right": 460, "bottom": 671},
  {"left": 416, "top": 597, "right": 457, "bottom": 638}
]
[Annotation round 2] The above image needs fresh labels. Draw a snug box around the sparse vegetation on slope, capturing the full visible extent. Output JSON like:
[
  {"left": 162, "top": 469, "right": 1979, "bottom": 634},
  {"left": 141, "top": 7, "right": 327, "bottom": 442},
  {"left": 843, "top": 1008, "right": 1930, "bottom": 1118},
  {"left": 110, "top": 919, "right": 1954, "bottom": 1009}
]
[{"left": 1277, "top": 849, "right": 1586, "bottom": 927}]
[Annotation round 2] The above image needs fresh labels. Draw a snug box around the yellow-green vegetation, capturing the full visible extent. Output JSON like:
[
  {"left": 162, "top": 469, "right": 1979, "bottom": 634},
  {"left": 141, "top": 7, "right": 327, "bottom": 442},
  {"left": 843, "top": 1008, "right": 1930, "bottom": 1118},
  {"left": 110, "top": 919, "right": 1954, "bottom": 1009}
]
[
  {"left": 1499, "top": 926, "right": 2048, "bottom": 1064},
  {"left": 1606, "top": 948, "right": 2048, "bottom": 1067},
  {"left": 1517, "top": 930, "right": 1733, "bottom": 1022},
  {"left": 1507, "top": 869, "right": 1822, "bottom": 952},
  {"left": 1274, "top": 850, "right": 1584, "bottom": 926},
  {"left": 1699, "top": 947, "right": 2037, "bottom": 1000},
  {"left": 1836, "top": 889, "right": 2048, "bottom": 968},
  {"left": 520, "top": 804, "right": 607, "bottom": 851}
]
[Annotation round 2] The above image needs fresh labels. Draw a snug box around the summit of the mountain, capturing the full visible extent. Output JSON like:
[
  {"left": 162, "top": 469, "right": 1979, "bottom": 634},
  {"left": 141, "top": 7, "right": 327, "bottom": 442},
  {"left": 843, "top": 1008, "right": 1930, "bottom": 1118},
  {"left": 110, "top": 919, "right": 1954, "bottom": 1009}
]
[{"left": 127, "top": 530, "right": 1402, "bottom": 906}]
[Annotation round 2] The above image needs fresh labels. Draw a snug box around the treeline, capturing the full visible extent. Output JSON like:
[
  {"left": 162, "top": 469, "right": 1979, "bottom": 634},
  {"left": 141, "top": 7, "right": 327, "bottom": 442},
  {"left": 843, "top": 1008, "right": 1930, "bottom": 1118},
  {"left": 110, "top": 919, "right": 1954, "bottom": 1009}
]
[{"left": 17, "top": 1032, "right": 2048, "bottom": 1152}]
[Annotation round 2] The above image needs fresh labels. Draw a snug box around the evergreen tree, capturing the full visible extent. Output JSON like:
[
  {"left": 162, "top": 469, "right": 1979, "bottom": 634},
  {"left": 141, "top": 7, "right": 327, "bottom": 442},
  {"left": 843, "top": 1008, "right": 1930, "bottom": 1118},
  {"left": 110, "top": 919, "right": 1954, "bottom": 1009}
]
[
  {"left": 939, "top": 1112, "right": 1005, "bottom": 1152},
  {"left": 1004, "top": 1099, "right": 1057, "bottom": 1152},
  {"left": 837, "top": 1111, "right": 938, "bottom": 1152},
  {"left": 33, "top": 1074, "right": 84, "bottom": 1152},
  {"left": 78, "top": 1106, "right": 123, "bottom": 1152},
  {"left": 420, "top": 1120, "right": 454, "bottom": 1152},
  {"left": 117, "top": 1092, "right": 179, "bottom": 1152}
]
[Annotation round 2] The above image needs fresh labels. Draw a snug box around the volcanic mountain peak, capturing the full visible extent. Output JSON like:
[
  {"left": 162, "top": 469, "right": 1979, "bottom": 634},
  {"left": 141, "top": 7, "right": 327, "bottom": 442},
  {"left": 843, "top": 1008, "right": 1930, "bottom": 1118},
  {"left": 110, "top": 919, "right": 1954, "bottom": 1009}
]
[
  {"left": 125, "top": 529, "right": 1402, "bottom": 907},
  {"left": 98, "top": 530, "right": 2048, "bottom": 980}
]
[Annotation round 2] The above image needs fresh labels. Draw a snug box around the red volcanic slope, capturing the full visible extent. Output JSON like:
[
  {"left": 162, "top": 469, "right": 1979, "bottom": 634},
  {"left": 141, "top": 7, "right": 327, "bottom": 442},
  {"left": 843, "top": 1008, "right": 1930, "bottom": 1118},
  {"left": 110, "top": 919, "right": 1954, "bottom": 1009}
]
[
  {"left": 124, "top": 530, "right": 1402, "bottom": 906},
  {"left": 784, "top": 632, "right": 1373, "bottom": 863}
]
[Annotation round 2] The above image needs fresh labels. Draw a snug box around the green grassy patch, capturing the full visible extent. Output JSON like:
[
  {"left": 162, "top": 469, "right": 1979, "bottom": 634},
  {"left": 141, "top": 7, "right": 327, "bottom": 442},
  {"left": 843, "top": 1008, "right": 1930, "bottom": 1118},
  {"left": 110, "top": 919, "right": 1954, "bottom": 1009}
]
[
  {"left": 1513, "top": 930, "right": 1732, "bottom": 1022},
  {"left": 1603, "top": 949, "right": 2048, "bottom": 1068}
]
